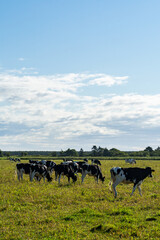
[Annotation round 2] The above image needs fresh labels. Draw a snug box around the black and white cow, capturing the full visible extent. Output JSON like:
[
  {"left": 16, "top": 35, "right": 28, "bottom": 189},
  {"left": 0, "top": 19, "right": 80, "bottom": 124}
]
[
  {"left": 125, "top": 158, "right": 136, "bottom": 164},
  {"left": 10, "top": 158, "right": 15, "bottom": 162},
  {"left": 109, "top": 167, "right": 155, "bottom": 197},
  {"left": 54, "top": 164, "right": 77, "bottom": 184},
  {"left": 45, "top": 161, "right": 56, "bottom": 175},
  {"left": 91, "top": 159, "right": 101, "bottom": 166},
  {"left": 10, "top": 158, "right": 20, "bottom": 162},
  {"left": 81, "top": 164, "right": 105, "bottom": 183},
  {"left": 16, "top": 163, "right": 31, "bottom": 181},
  {"left": 61, "top": 161, "right": 79, "bottom": 174},
  {"left": 75, "top": 161, "right": 87, "bottom": 173},
  {"left": 30, "top": 164, "right": 52, "bottom": 182},
  {"left": 83, "top": 158, "right": 88, "bottom": 162}
]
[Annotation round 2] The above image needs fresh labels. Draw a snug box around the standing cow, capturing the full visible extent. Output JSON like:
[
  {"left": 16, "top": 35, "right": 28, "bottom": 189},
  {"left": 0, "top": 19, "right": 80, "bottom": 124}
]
[{"left": 109, "top": 167, "right": 155, "bottom": 197}]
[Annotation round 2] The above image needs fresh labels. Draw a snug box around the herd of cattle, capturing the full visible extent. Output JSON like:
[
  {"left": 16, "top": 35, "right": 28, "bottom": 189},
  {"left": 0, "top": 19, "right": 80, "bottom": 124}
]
[{"left": 13, "top": 158, "right": 155, "bottom": 198}]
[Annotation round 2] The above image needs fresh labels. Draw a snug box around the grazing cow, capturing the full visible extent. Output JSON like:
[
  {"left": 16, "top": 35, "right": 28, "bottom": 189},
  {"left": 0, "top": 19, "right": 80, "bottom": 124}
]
[
  {"left": 54, "top": 164, "right": 77, "bottom": 184},
  {"left": 62, "top": 158, "right": 73, "bottom": 162},
  {"left": 83, "top": 158, "right": 88, "bottom": 162},
  {"left": 45, "top": 161, "right": 56, "bottom": 175},
  {"left": 75, "top": 161, "right": 87, "bottom": 173},
  {"left": 10, "top": 158, "right": 15, "bottom": 162},
  {"left": 109, "top": 167, "right": 155, "bottom": 197},
  {"left": 29, "top": 160, "right": 39, "bottom": 164},
  {"left": 81, "top": 164, "right": 105, "bottom": 183},
  {"left": 125, "top": 158, "right": 136, "bottom": 164},
  {"left": 16, "top": 163, "right": 31, "bottom": 181},
  {"left": 30, "top": 164, "right": 52, "bottom": 182},
  {"left": 61, "top": 161, "right": 79, "bottom": 174},
  {"left": 91, "top": 159, "right": 101, "bottom": 166},
  {"left": 15, "top": 158, "right": 21, "bottom": 162}
]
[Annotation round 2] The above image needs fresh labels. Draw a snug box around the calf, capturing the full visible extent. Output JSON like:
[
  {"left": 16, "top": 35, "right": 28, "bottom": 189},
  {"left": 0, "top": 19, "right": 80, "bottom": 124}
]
[
  {"left": 109, "top": 167, "right": 155, "bottom": 197},
  {"left": 91, "top": 159, "right": 101, "bottom": 166},
  {"left": 30, "top": 164, "right": 52, "bottom": 182},
  {"left": 81, "top": 164, "right": 105, "bottom": 183},
  {"left": 125, "top": 158, "right": 136, "bottom": 164},
  {"left": 54, "top": 164, "right": 77, "bottom": 184},
  {"left": 16, "top": 163, "right": 31, "bottom": 181}
]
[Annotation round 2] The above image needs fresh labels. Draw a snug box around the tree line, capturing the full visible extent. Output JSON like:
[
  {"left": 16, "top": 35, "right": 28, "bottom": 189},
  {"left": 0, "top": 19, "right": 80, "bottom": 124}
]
[{"left": 1, "top": 146, "right": 160, "bottom": 157}]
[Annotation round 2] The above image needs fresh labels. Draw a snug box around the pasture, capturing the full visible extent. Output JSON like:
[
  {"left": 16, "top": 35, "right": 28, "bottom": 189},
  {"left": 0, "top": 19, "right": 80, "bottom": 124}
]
[{"left": 0, "top": 158, "right": 160, "bottom": 239}]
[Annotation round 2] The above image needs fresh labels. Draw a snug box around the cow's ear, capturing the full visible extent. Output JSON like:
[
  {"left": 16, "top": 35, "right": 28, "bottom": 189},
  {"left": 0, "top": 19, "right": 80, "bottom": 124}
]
[{"left": 151, "top": 169, "right": 155, "bottom": 172}]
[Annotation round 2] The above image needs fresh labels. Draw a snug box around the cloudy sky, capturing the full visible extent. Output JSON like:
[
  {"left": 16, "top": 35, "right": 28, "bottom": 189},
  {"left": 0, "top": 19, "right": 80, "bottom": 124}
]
[{"left": 0, "top": 0, "right": 160, "bottom": 151}]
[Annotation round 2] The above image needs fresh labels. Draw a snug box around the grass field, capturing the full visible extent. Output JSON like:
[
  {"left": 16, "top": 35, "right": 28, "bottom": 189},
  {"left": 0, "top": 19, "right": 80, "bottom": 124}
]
[{"left": 0, "top": 159, "right": 160, "bottom": 239}]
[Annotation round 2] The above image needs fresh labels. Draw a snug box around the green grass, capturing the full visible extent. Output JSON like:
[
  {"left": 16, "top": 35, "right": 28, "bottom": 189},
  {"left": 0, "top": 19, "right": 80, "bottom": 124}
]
[{"left": 0, "top": 159, "right": 160, "bottom": 239}]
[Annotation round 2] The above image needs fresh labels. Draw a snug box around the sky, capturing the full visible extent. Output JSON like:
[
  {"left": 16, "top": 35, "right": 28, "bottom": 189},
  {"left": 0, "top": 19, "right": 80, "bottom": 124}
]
[{"left": 0, "top": 0, "right": 160, "bottom": 151}]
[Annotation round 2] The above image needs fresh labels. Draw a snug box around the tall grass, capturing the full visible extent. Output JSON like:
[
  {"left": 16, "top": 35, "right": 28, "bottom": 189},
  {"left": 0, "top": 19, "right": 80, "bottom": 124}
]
[{"left": 0, "top": 159, "right": 160, "bottom": 239}]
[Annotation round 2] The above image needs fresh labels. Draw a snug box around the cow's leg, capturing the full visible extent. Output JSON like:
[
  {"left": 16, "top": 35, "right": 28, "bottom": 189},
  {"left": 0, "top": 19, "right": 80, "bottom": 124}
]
[
  {"left": 68, "top": 176, "right": 70, "bottom": 183},
  {"left": 137, "top": 182, "right": 142, "bottom": 196},
  {"left": 30, "top": 171, "right": 35, "bottom": 182},
  {"left": 81, "top": 171, "right": 87, "bottom": 183},
  {"left": 112, "top": 180, "right": 120, "bottom": 198},
  {"left": 94, "top": 175, "right": 99, "bottom": 183},
  {"left": 20, "top": 170, "right": 23, "bottom": 180},
  {"left": 58, "top": 174, "right": 61, "bottom": 184},
  {"left": 112, "top": 183, "right": 118, "bottom": 198},
  {"left": 130, "top": 183, "right": 138, "bottom": 196},
  {"left": 17, "top": 170, "right": 21, "bottom": 181}
]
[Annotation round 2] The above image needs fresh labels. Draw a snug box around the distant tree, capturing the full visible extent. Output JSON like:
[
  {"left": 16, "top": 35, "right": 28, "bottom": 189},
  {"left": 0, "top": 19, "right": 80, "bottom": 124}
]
[
  {"left": 59, "top": 150, "right": 65, "bottom": 157},
  {"left": 21, "top": 152, "right": 28, "bottom": 157},
  {"left": 0, "top": 149, "right": 3, "bottom": 157},
  {"left": 51, "top": 151, "right": 57, "bottom": 157},
  {"left": 79, "top": 148, "right": 84, "bottom": 157},
  {"left": 155, "top": 146, "right": 160, "bottom": 151},
  {"left": 109, "top": 148, "right": 122, "bottom": 157},
  {"left": 103, "top": 148, "right": 110, "bottom": 156},
  {"left": 144, "top": 146, "right": 153, "bottom": 152},
  {"left": 91, "top": 145, "right": 98, "bottom": 156},
  {"left": 3, "top": 152, "right": 10, "bottom": 157},
  {"left": 65, "top": 148, "right": 78, "bottom": 157},
  {"left": 154, "top": 146, "right": 160, "bottom": 156},
  {"left": 97, "top": 146, "right": 104, "bottom": 156}
]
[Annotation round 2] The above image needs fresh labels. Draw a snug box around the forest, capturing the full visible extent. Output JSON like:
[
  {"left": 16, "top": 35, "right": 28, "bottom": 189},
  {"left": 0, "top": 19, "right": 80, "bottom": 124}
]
[{"left": 1, "top": 146, "right": 160, "bottom": 158}]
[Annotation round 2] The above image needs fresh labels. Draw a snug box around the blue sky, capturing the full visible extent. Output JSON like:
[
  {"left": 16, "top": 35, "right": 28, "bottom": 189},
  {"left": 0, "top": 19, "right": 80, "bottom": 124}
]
[{"left": 0, "top": 0, "right": 160, "bottom": 151}]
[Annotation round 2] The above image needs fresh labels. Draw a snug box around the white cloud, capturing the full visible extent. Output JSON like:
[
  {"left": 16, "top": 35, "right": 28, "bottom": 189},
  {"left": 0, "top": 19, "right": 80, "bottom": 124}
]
[
  {"left": 88, "top": 74, "right": 128, "bottom": 86},
  {"left": 0, "top": 70, "right": 160, "bottom": 150}
]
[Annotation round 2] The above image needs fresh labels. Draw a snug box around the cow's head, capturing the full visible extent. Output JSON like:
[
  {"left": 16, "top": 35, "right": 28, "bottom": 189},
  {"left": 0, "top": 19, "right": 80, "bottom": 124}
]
[
  {"left": 72, "top": 175, "right": 77, "bottom": 182},
  {"left": 146, "top": 167, "right": 155, "bottom": 177},
  {"left": 101, "top": 176, "right": 105, "bottom": 183}
]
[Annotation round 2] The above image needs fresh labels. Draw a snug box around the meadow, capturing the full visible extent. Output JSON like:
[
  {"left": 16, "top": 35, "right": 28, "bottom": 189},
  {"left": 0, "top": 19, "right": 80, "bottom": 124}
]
[{"left": 0, "top": 158, "right": 160, "bottom": 240}]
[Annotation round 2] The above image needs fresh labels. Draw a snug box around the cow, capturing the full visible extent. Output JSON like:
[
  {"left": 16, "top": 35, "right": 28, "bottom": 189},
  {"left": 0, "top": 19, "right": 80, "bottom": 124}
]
[
  {"left": 45, "top": 161, "right": 56, "bottom": 174},
  {"left": 16, "top": 163, "right": 31, "bottom": 181},
  {"left": 75, "top": 161, "right": 87, "bottom": 173},
  {"left": 109, "top": 167, "right": 155, "bottom": 198},
  {"left": 10, "top": 158, "right": 15, "bottom": 162},
  {"left": 83, "top": 158, "right": 88, "bottom": 162},
  {"left": 54, "top": 164, "right": 77, "bottom": 184},
  {"left": 30, "top": 164, "right": 52, "bottom": 182},
  {"left": 61, "top": 161, "right": 79, "bottom": 174},
  {"left": 125, "top": 158, "right": 136, "bottom": 164},
  {"left": 91, "top": 159, "right": 101, "bottom": 166},
  {"left": 29, "top": 160, "right": 39, "bottom": 164},
  {"left": 81, "top": 164, "right": 105, "bottom": 183}
]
